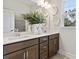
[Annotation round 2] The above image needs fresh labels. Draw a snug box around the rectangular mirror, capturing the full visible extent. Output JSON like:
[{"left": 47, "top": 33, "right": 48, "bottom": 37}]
[
  {"left": 3, "top": 0, "right": 52, "bottom": 33},
  {"left": 3, "top": 0, "right": 40, "bottom": 32}
]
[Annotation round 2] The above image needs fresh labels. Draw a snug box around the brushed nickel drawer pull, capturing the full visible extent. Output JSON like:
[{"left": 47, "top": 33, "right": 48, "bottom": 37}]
[
  {"left": 26, "top": 50, "right": 28, "bottom": 59},
  {"left": 24, "top": 52, "right": 25, "bottom": 59}
]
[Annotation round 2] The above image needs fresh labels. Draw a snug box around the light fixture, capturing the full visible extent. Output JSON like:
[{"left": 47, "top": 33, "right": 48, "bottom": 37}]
[{"left": 31, "top": 0, "right": 58, "bottom": 16}]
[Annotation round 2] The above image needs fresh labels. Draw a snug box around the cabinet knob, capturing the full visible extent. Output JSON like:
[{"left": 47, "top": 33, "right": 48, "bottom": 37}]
[
  {"left": 43, "top": 46, "right": 47, "bottom": 49},
  {"left": 44, "top": 56, "right": 47, "bottom": 58},
  {"left": 43, "top": 38, "right": 47, "bottom": 41}
]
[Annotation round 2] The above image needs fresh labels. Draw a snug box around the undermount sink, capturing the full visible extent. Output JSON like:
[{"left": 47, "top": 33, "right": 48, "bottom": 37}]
[
  {"left": 3, "top": 32, "right": 48, "bottom": 42},
  {"left": 6, "top": 35, "right": 30, "bottom": 40},
  {"left": 3, "top": 35, "right": 32, "bottom": 42}
]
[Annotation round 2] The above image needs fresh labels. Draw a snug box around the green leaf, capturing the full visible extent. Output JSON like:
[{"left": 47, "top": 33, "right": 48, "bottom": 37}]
[{"left": 22, "top": 11, "right": 45, "bottom": 24}]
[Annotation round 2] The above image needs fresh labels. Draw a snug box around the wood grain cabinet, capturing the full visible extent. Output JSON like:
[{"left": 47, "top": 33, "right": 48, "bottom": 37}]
[
  {"left": 39, "top": 36, "right": 48, "bottom": 59},
  {"left": 49, "top": 38, "right": 55, "bottom": 57},
  {"left": 54, "top": 37, "right": 59, "bottom": 53},
  {"left": 4, "top": 45, "right": 38, "bottom": 59},
  {"left": 4, "top": 50, "right": 25, "bottom": 59},
  {"left": 49, "top": 33, "right": 59, "bottom": 58},
  {"left": 3, "top": 39, "right": 39, "bottom": 59},
  {"left": 3, "top": 33, "right": 59, "bottom": 59},
  {"left": 25, "top": 45, "right": 38, "bottom": 59}
]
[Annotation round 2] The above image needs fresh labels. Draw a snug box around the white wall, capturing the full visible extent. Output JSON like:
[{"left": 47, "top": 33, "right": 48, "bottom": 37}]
[
  {"left": 3, "top": 0, "right": 30, "bottom": 14},
  {"left": 47, "top": 0, "right": 76, "bottom": 59},
  {"left": 51, "top": 0, "right": 76, "bottom": 59},
  {"left": 3, "top": 9, "right": 15, "bottom": 32},
  {"left": 59, "top": 27, "right": 76, "bottom": 59}
]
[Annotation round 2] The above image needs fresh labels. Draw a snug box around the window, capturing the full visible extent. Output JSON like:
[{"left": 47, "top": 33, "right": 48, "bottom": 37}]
[{"left": 64, "top": 0, "right": 76, "bottom": 26}]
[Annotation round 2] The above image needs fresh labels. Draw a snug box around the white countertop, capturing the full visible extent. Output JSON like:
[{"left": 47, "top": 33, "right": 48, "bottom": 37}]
[{"left": 3, "top": 32, "right": 59, "bottom": 45}]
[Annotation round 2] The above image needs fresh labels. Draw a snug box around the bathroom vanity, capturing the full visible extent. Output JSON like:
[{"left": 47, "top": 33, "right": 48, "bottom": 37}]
[{"left": 3, "top": 33, "right": 59, "bottom": 59}]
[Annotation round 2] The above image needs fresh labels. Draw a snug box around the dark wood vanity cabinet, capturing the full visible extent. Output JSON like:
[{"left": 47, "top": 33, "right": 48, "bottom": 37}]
[
  {"left": 39, "top": 36, "right": 48, "bottom": 59},
  {"left": 49, "top": 33, "right": 59, "bottom": 58},
  {"left": 49, "top": 38, "right": 55, "bottom": 57},
  {"left": 26, "top": 45, "right": 38, "bottom": 59},
  {"left": 4, "top": 39, "right": 39, "bottom": 59},
  {"left": 3, "top": 33, "right": 59, "bottom": 59},
  {"left": 4, "top": 50, "right": 25, "bottom": 59},
  {"left": 54, "top": 37, "right": 59, "bottom": 53},
  {"left": 4, "top": 45, "right": 38, "bottom": 59}
]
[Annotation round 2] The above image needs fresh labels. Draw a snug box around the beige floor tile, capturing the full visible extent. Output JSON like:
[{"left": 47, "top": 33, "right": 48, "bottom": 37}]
[{"left": 51, "top": 54, "right": 71, "bottom": 59}]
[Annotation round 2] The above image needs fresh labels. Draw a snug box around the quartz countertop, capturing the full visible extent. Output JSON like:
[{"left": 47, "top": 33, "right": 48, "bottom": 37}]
[{"left": 3, "top": 32, "right": 59, "bottom": 45}]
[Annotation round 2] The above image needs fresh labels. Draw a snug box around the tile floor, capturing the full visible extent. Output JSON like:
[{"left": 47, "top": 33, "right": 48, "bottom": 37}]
[{"left": 51, "top": 54, "right": 71, "bottom": 59}]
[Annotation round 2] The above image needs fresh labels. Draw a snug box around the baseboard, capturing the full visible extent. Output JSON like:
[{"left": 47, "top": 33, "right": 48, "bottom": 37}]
[{"left": 58, "top": 49, "right": 76, "bottom": 59}]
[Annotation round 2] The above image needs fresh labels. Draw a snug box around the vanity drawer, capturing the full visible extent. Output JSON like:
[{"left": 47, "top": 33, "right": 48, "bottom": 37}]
[
  {"left": 4, "top": 39, "right": 38, "bottom": 55},
  {"left": 40, "top": 41, "right": 48, "bottom": 47},
  {"left": 40, "top": 41, "right": 48, "bottom": 54},
  {"left": 23, "top": 39, "right": 38, "bottom": 47},
  {"left": 40, "top": 36, "right": 48, "bottom": 43},
  {"left": 49, "top": 33, "right": 59, "bottom": 39},
  {"left": 40, "top": 52, "right": 48, "bottom": 59},
  {"left": 4, "top": 49, "right": 25, "bottom": 59}
]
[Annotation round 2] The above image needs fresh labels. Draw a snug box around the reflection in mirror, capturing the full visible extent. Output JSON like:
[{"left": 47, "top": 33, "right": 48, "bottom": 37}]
[
  {"left": 15, "top": 15, "right": 25, "bottom": 32},
  {"left": 3, "top": 0, "right": 58, "bottom": 33},
  {"left": 3, "top": 9, "right": 15, "bottom": 32}
]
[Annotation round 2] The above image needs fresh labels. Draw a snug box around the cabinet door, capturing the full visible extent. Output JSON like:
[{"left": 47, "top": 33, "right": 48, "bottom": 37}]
[
  {"left": 4, "top": 50, "right": 25, "bottom": 59},
  {"left": 54, "top": 38, "right": 59, "bottom": 53},
  {"left": 49, "top": 39, "right": 55, "bottom": 57},
  {"left": 26, "top": 45, "right": 38, "bottom": 59},
  {"left": 49, "top": 38, "right": 59, "bottom": 58}
]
